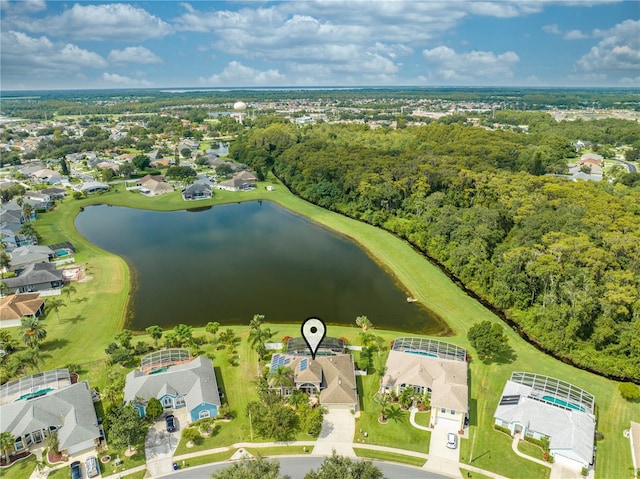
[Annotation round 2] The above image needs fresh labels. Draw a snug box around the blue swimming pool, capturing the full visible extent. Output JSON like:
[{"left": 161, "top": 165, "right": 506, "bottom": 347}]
[
  {"left": 542, "top": 395, "right": 585, "bottom": 412},
  {"left": 55, "top": 249, "right": 69, "bottom": 256},
  {"left": 405, "top": 350, "right": 438, "bottom": 358},
  {"left": 16, "top": 388, "right": 53, "bottom": 401}
]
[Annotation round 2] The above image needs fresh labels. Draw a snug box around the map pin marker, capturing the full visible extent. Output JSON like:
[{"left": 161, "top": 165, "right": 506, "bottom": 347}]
[{"left": 301, "top": 317, "right": 326, "bottom": 360}]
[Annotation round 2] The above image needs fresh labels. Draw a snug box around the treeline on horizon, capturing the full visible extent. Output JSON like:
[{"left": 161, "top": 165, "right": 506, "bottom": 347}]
[
  {"left": 230, "top": 119, "right": 640, "bottom": 381},
  {"left": 2, "top": 87, "right": 639, "bottom": 119}
]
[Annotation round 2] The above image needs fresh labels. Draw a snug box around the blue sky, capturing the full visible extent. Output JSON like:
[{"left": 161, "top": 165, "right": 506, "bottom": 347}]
[{"left": 1, "top": 0, "right": 638, "bottom": 90}]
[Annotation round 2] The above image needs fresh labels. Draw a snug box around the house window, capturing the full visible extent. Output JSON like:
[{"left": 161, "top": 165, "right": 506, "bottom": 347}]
[
  {"left": 450, "top": 409, "right": 456, "bottom": 415},
  {"left": 162, "top": 397, "right": 173, "bottom": 408},
  {"left": 176, "top": 397, "right": 186, "bottom": 408},
  {"left": 14, "top": 437, "right": 25, "bottom": 451},
  {"left": 525, "top": 430, "right": 534, "bottom": 438},
  {"left": 441, "top": 408, "right": 446, "bottom": 413},
  {"left": 199, "top": 410, "right": 210, "bottom": 419}
]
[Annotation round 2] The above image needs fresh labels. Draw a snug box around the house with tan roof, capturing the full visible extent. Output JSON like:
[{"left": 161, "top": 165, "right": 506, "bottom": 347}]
[
  {"left": 269, "top": 349, "right": 358, "bottom": 410},
  {"left": 0, "top": 293, "right": 45, "bottom": 327},
  {"left": 380, "top": 337, "right": 468, "bottom": 431}
]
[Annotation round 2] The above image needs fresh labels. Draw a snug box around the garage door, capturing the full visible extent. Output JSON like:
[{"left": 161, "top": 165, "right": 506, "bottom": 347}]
[{"left": 436, "top": 415, "right": 459, "bottom": 431}]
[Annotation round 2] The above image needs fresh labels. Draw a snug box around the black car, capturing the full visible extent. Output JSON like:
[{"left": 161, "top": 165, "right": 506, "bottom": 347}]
[
  {"left": 70, "top": 460, "right": 82, "bottom": 479},
  {"left": 165, "top": 414, "right": 176, "bottom": 432}
]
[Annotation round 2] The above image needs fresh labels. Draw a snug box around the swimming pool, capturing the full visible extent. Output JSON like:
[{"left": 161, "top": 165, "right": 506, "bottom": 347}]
[
  {"left": 55, "top": 249, "right": 70, "bottom": 256},
  {"left": 404, "top": 350, "right": 438, "bottom": 358},
  {"left": 542, "top": 395, "right": 585, "bottom": 412},
  {"left": 16, "top": 388, "right": 53, "bottom": 401}
]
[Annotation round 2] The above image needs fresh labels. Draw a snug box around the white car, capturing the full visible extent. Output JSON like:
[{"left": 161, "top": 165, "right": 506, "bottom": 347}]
[{"left": 446, "top": 432, "right": 458, "bottom": 449}]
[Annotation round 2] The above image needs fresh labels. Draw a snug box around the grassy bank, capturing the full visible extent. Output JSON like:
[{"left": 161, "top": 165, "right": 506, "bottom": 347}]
[{"left": 26, "top": 177, "right": 640, "bottom": 479}]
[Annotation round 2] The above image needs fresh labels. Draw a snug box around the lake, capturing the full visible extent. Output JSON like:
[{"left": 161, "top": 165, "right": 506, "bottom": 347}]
[{"left": 75, "top": 201, "right": 448, "bottom": 334}]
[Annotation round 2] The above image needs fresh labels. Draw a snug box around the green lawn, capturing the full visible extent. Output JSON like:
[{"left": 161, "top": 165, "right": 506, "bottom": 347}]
[
  {"left": 10, "top": 174, "right": 638, "bottom": 479},
  {"left": 353, "top": 448, "right": 426, "bottom": 467},
  {"left": 0, "top": 455, "right": 38, "bottom": 479},
  {"left": 517, "top": 440, "right": 546, "bottom": 462}
]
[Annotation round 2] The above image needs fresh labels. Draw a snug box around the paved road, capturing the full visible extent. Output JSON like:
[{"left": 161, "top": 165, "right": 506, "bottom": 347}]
[
  {"left": 610, "top": 158, "right": 637, "bottom": 173},
  {"left": 158, "top": 456, "right": 451, "bottom": 479}
]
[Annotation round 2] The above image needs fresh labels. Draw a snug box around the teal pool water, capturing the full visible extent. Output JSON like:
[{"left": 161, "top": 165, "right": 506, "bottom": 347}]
[
  {"left": 17, "top": 388, "right": 53, "bottom": 401},
  {"left": 542, "top": 395, "right": 585, "bottom": 412},
  {"left": 405, "top": 350, "right": 438, "bottom": 358},
  {"left": 55, "top": 249, "right": 69, "bottom": 256}
]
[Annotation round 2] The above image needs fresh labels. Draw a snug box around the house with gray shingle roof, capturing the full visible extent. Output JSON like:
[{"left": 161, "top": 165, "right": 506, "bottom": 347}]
[
  {"left": 8, "top": 245, "right": 53, "bottom": 271},
  {"left": 3, "top": 262, "right": 64, "bottom": 294},
  {"left": 494, "top": 372, "right": 596, "bottom": 470},
  {"left": 0, "top": 371, "right": 100, "bottom": 456},
  {"left": 124, "top": 355, "right": 221, "bottom": 422}
]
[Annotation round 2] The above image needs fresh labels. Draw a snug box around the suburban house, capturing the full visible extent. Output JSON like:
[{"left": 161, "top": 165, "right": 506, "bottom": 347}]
[
  {"left": 124, "top": 352, "right": 221, "bottom": 422},
  {"left": 268, "top": 337, "right": 358, "bottom": 410},
  {"left": 494, "top": 372, "right": 596, "bottom": 470},
  {"left": 72, "top": 181, "right": 109, "bottom": 195},
  {"left": 41, "top": 187, "right": 67, "bottom": 200},
  {"left": 23, "top": 192, "right": 52, "bottom": 210},
  {"left": 8, "top": 245, "right": 53, "bottom": 271},
  {"left": 136, "top": 175, "right": 173, "bottom": 196},
  {"left": 31, "top": 168, "right": 61, "bottom": 183},
  {"left": 0, "top": 293, "right": 46, "bottom": 327},
  {"left": 181, "top": 183, "right": 212, "bottom": 201},
  {"left": 380, "top": 337, "right": 469, "bottom": 431},
  {"left": 577, "top": 153, "right": 604, "bottom": 173},
  {"left": 0, "top": 369, "right": 101, "bottom": 457},
  {"left": 2, "top": 262, "right": 65, "bottom": 294}
]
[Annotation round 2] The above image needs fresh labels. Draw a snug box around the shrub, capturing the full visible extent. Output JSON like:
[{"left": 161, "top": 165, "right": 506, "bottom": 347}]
[
  {"left": 494, "top": 424, "right": 511, "bottom": 436},
  {"left": 619, "top": 382, "right": 640, "bottom": 401}
]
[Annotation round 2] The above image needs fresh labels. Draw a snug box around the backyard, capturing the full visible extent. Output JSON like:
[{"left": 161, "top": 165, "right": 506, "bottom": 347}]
[{"left": 2, "top": 175, "right": 637, "bottom": 479}]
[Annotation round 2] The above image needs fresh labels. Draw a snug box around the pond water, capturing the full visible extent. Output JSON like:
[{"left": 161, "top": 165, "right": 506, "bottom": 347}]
[{"left": 75, "top": 201, "right": 448, "bottom": 334}]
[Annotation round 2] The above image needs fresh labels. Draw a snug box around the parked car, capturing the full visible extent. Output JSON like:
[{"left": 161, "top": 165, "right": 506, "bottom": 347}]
[
  {"left": 85, "top": 455, "right": 99, "bottom": 478},
  {"left": 166, "top": 414, "right": 176, "bottom": 432},
  {"left": 70, "top": 461, "right": 82, "bottom": 479},
  {"left": 446, "top": 432, "right": 458, "bottom": 449}
]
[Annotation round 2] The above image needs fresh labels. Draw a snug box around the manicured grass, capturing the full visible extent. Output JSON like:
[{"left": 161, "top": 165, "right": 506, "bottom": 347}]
[
  {"left": 459, "top": 468, "right": 494, "bottom": 479},
  {"left": 413, "top": 411, "right": 431, "bottom": 428},
  {"left": 24, "top": 174, "right": 640, "bottom": 479},
  {"left": 355, "top": 374, "right": 431, "bottom": 453},
  {"left": 178, "top": 450, "right": 234, "bottom": 468},
  {"left": 517, "top": 440, "right": 546, "bottom": 462},
  {"left": 245, "top": 446, "right": 311, "bottom": 456},
  {"left": 0, "top": 455, "right": 38, "bottom": 479},
  {"left": 353, "top": 448, "right": 426, "bottom": 467}
]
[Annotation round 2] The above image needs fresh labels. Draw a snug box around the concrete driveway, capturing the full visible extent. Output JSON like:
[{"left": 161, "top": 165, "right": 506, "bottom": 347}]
[
  {"left": 312, "top": 408, "right": 355, "bottom": 457},
  {"left": 145, "top": 409, "right": 187, "bottom": 477},
  {"left": 425, "top": 425, "right": 462, "bottom": 478}
]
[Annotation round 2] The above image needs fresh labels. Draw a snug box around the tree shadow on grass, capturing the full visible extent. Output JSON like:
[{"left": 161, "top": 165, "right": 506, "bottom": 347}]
[
  {"left": 44, "top": 338, "right": 70, "bottom": 351},
  {"left": 482, "top": 345, "right": 517, "bottom": 365},
  {"left": 73, "top": 296, "right": 90, "bottom": 304},
  {"left": 63, "top": 314, "right": 86, "bottom": 324},
  {"left": 386, "top": 405, "right": 404, "bottom": 423}
]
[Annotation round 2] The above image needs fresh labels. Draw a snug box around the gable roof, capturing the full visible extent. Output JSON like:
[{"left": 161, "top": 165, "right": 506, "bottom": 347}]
[
  {"left": 124, "top": 356, "right": 220, "bottom": 412},
  {"left": 0, "top": 293, "right": 45, "bottom": 321},
  {"left": 9, "top": 245, "right": 53, "bottom": 269},
  {"left": 234, "top": 170, "right": 257, "bottom": 181},
  {"left": 0, "top": 381, "right": 100, "bottom": 452},
  {"left": 382, "top": 349, "right": 468, "bottom": 412}
]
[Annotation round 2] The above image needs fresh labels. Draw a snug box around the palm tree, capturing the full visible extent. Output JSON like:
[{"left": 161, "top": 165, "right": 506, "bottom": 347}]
[
  {"left": 145, "top": 325, "right": 163, "bottom": 348},
  {"left": 249, "top": 326, "right": 274, "bottom": 362},
  {"left": 0, "top": 431, "right": 15, "bottom": 464},
  {"left": 356, "top": 315, "right": 372, "bottom": 332},
  {"left": 268, "top": 366, "right": 293, "bottom": 394},
  {"left": 373, "top": 393, "right": 390, "bottom": 423},
  {"left": 63, "top": 284, "right": 77, "bottom": 302},
  {"left": 18, "top": 348, "right": 45, "bottom": 372},
  {"left": 46, "top": 298, "right": 66, "bottom": 324},
  {"left": 20, "top": 317, "right": 47, "bottom": 350},
  {"left": 249, "top": 314, "right": 265, "bottom": 331}
]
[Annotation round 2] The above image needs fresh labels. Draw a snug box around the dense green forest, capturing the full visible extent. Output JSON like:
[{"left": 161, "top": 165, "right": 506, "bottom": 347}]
[{"left": 230, "top": 120, "right": 640, "bottom": 381}]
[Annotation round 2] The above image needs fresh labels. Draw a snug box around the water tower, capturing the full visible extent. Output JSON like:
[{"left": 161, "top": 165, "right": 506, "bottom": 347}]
[{"left": 233, "top": 101, "right": 247, "bottom": 124}]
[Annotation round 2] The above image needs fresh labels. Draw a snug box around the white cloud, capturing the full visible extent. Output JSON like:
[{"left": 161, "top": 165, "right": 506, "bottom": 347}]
[
  {"left": 543, "top": 24, "right": 561, "bottom": 35},
  {"left": 576, "top": 19, "right": 640, "bottom": 72},
  {"left": 422, "top": 46, "right": 520, "bottom": 83},
  {"left": 16, "top": 3, "right": 173, "bottom": 41},
  {"left": 102, "top": 72, "right": 154, "bottom": 87},
  {"left": 1, "top": 30, "right": 106, "bottom": 80},
  {"left": 108, "top": 47, "right": 162, "bottom": 64},
  {"left": 564, "top": 29, "right": 589, "bottom": 40},
  {"left": 0, "top": 0, "right": 45, "bottom": 13},
  {"left": 200, "top": 61, "right": 286, "bottom": 86}
]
